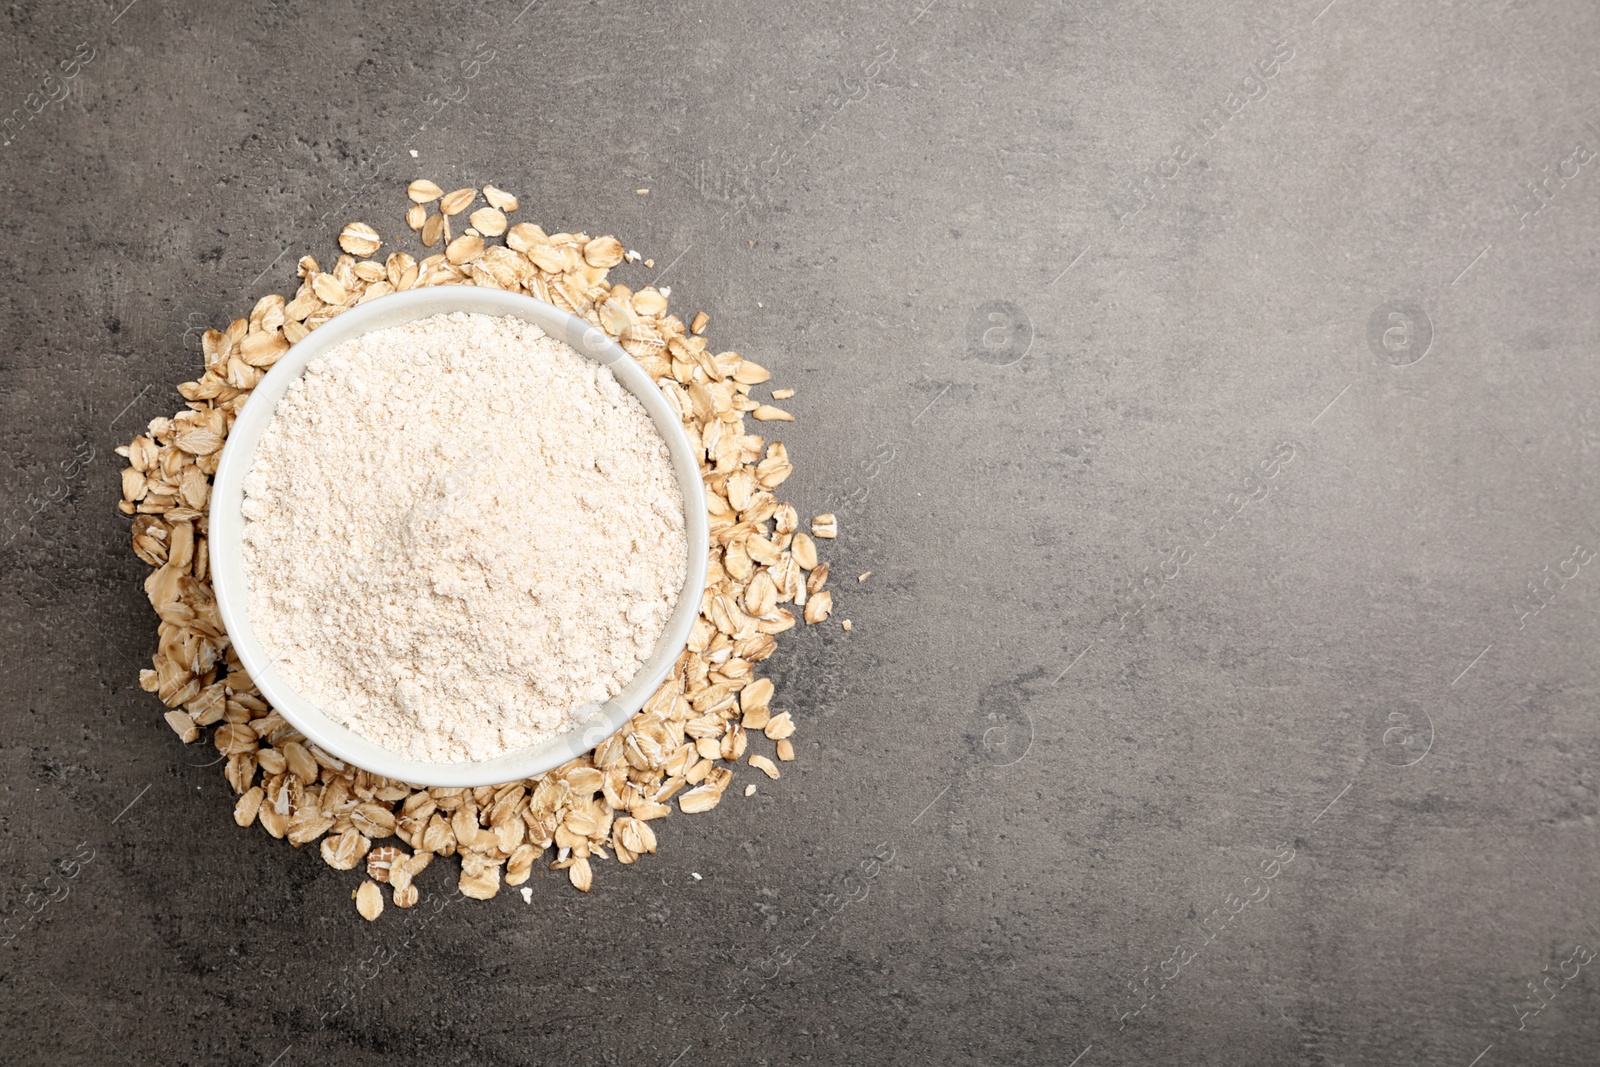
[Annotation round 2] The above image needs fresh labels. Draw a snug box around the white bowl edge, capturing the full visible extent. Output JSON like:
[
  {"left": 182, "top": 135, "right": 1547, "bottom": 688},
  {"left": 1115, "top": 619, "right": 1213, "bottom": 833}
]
[{"left": 209, "top": 288, "right": 709, "bottom": 788}]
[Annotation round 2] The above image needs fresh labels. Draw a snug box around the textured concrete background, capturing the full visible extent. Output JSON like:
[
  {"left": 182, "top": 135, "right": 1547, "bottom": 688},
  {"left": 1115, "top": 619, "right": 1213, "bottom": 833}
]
[{"left": 2, "top": 0, "right": 1599, "bottom": 1063}]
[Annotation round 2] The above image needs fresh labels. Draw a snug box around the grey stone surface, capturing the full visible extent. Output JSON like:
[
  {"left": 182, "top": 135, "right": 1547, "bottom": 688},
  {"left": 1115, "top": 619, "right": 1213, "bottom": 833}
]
[{"left": 2, "top": 0, "right": 1598, "bottom": 1063}]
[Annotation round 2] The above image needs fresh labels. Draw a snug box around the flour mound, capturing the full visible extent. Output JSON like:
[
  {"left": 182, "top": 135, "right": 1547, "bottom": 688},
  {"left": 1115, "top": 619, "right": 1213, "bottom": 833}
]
[{"left": 240, "top": 312, "right": 687, "bottom": 763}]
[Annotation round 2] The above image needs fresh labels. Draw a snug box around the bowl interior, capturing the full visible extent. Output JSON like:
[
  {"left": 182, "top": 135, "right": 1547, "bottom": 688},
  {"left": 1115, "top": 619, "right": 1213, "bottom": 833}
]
[{"left": 209, "top": 288, "right": 708, "bottom": 788}]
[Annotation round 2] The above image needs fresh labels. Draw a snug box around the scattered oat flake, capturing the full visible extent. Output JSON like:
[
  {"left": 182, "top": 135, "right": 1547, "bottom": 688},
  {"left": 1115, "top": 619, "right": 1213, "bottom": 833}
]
[
  {"left": 790, "top": 533, "right": 818, "bottom": 570},
  {"left": 469, "top": 206, "right": 507, "bottom": 236},
  {"left": 311, "top": 272, "right": 347, "bottom": 304},
  {"left": 338, "top": 222, "right": 381, "bottom": 256},
  {"left": 842, "top": 619, "right": 852, "bottom": 632},
  {"left": 569, "top": 857, "right": 593, "bottom": 892},
  {"left": 812, "top": 513, "right": 838, "bottom": 538},
  {"left": 164, "top": 709, "right": 198, "bottom": 743},
  {"left": 406, "top": 179, "right": 442, "bottom": 203},
  {"left": 734, "top": 359, "right": 770, "bottom": 384},
  {"left": 482, "top": 184, "right": 518, "bottom": 212},
  {"left": 803, "top": 591, "right": 833, "bottom": 625},
  {"left": 583, "top": 236, "right": 624, "bottom": 268},
  {"left": 439, "top": 187, "right": 476, "bottom": 215},
  {"left": 115, "top": 174, "right": 838, "bottom": 917},
  {"left": 858, "top": 571, "right": 871, "bottom": 581},
  {"left": 366, "top": 845, "right": 404, "bottom": 882},
  {"left": 636, "top": 188, "right": 650, "bottom": 194},
  {"left": 750, "top": 754, "right": 780, "bottom": 779},
  {"left": 421, "top": 213, "right": 445, "bottom": 247},
  {"left": 355, "top": 880, "right": 383, "bottom": 921}
]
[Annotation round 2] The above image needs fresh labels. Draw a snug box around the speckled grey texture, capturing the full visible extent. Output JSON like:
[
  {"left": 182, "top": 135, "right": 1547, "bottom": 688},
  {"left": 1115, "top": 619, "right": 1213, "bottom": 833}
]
[{"left": 3, "top": 0, "right": 1599, "bottom": 1063}]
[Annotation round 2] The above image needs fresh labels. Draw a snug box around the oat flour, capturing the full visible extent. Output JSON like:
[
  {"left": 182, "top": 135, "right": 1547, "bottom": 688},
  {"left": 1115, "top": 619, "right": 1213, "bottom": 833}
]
[{"left": 241, "top": 311, "right": 687, "bottom": 763}]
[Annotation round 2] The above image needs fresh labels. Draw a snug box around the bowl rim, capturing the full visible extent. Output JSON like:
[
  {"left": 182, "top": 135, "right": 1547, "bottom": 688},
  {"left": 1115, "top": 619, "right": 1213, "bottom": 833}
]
[{"left": 209, "top": 288, "right": 708, "bottom": 788}]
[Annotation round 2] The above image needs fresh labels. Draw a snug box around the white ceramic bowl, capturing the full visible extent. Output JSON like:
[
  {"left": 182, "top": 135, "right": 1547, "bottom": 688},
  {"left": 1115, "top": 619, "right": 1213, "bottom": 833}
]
[{"left": 209, "top": 288, "right": 708, "bottom": 787}]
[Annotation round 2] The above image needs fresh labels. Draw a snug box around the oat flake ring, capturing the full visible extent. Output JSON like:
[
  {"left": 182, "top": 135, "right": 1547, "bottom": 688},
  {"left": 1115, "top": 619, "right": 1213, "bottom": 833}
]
[{"left": 116, "top": 180, "right": 839, "bottom": 918}]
